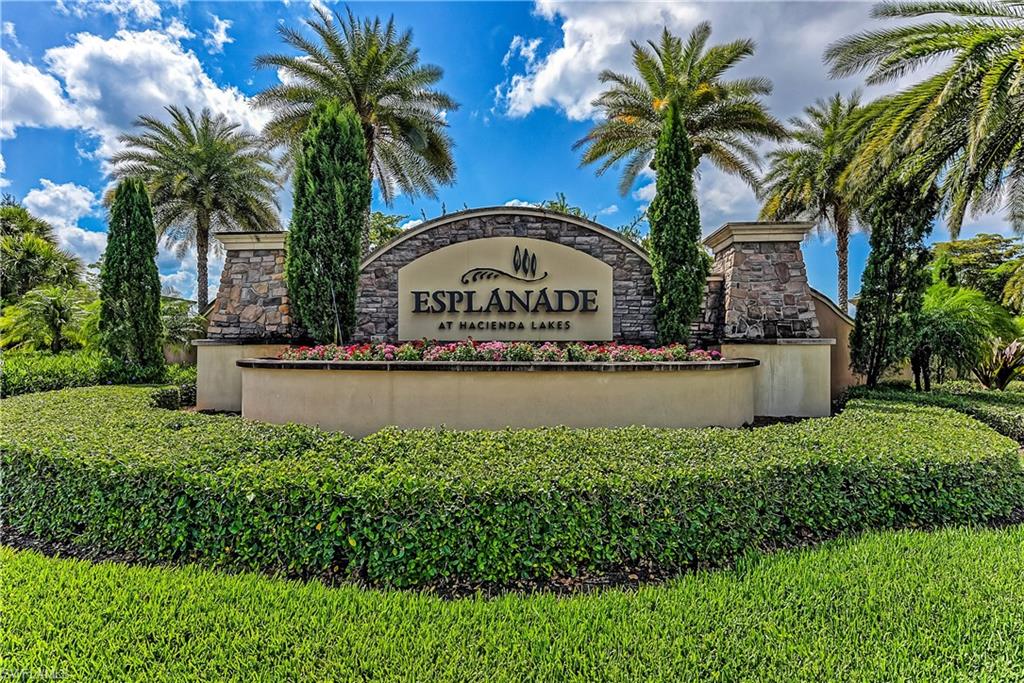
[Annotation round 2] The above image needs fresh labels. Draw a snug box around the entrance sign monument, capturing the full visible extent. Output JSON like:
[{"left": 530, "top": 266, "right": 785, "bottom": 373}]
[{"left": 195, "top": 206, "right": 840, "bottom": 427}]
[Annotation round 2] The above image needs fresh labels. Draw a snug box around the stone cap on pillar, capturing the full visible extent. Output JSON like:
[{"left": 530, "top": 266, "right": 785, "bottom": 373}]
[
  {"left": 703, "top": 222, "right": 813, "bottom": 256},
  {"left": 214, "top": 231, "right": 287, "bottom": 251}
]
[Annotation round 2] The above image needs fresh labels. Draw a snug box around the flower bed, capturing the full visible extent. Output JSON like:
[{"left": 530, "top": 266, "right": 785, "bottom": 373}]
[{"left": 280, "top": 340, "right": 722, "bottom": 363}]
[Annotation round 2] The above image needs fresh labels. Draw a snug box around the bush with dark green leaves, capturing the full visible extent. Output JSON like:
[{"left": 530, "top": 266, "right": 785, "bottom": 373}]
[
  {"left": 2, "top": 386, "right": 1020, "bottom": 588},
  {"left": 647, "top": 101, "right": 709, "bottom": 343},
  {"left": 844, "top": 383, "right": 1024, "bottom": 444},
  {"left": 99, "top": 178, "right": 163, "bottom": 369},
  {"left": 1, "top": 350, "right": 192, "bottom": 399}
]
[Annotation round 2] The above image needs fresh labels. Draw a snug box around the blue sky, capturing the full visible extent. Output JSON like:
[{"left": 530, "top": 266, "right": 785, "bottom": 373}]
[{"left": 1, "top": 1, "right": 1016, "bottom": 306}]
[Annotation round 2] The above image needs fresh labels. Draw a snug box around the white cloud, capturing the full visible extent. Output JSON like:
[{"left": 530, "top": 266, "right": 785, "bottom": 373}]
[
  {"left": 399, "top": 218, "right": 425, "bottom": 230},
  {"left": 502, "top": 35, "right": 543, "bottom": 68},
  {"left": 0, "top": 152, "right": 8, "bottom": 188},
  {"left": 23, "top": 179, "right": 107, "bottom": 264},
  {"left": 203, "top": 15, "right": 234, "bottom": 54},
  {"left": 497, "top": 2, "right": 701, "bottom": 120},
  {"left": 3, "top": 22, "right": 19, "bottom": 48},
  {"left": 597, "top": 204, "right": 618, "bottom": 216},
  {"left": 41, "top": 29, "right": 269, "bottom": 159},
  {"left": 504, "top": 199, "right": 539, "bottom": 208},
  {"left": 0, "top": 50, "right": 80, "bottom": 138},
  {"left": 495, "top": 2, "right": 895, "bottom": 124},
  {"left": 163, "top": 18, "right": 195, "bottom": 41},
  {"left": 56, "top": 0, "right": 162, "bottom": 26}
]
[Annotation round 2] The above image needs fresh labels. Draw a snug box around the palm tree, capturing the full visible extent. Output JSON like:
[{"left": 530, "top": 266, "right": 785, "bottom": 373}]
[
  {"left": 0, "top": 202, "right": 82, "bottom": 306},
  {"left": 0, "top": 285, "right": 92, "bottom": 353},
  {"left": 759, "top": 92, "right": 865, "bottom": 307},
  {"left": 825, "top": 1, "right": 1024, "bottom": 236},
  {"left": 254, "top": 6, "right": 458, "bottom": 250},
  {"left": 575, "top": 23, "right": 787, "bottom": 196},
  {"left": 109, "top": 106, "right": 281, "bottom": 310},
  {"left": 912, "top": 281, "right": 1019, "bottom": 390}
]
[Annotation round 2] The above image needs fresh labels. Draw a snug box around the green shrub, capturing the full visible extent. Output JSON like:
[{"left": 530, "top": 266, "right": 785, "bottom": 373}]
[
  {"left": 0, "top": 350, "right": 193, "bottom": 398},
  {"left": 1, "top": 350, "right": 106, "bottom": 396},
  {"left": 2, "top": 386, "right": 1021, "bottom": 588},
  {"left": 845, "top": 384, "right": 1024, "bottom": 443},
  {"left": 165, "top": 363, "right": 197, "bottom": 407}
]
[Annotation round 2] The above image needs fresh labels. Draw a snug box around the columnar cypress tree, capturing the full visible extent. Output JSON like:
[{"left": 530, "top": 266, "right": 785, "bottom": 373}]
[
  {"left": 99, "top": 177, "right": 163, "bottom": 368},
  {"left": 648, "top": 101, "right": 709, "bottom": 343},
  {"left": 286, "top": 100, "right": 371, "bottom": 343},
  {"left": 850, "top": 180, "right": 937, "bottom": 386}
]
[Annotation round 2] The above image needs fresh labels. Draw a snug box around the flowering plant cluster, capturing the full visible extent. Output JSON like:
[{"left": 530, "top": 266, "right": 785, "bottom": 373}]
[{"left": 279, "top": 340, "right": 722, "bottom": 363}]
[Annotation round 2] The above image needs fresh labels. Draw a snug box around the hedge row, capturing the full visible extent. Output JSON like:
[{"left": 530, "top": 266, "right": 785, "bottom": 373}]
[
  {"left": 844, "top": 383, "right": 1024, "bottom": 443},
  {"left": 2, "top": 386, "right": 1021, "bottom": 587},
  {"left": 0, "top": 350, "right": 196, "bottom": 404}
]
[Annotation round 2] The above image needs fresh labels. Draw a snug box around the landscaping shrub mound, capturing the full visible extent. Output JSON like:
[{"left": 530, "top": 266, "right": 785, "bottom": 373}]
[
  {"left": 1, "top": 350, "right": 197, "bottom": 405},
  {"left": 2, "top": 386, "right": 1021, "bottom": 587},
  {"left": 843, "top": 383, "right": 1024, "bottom": 443}
]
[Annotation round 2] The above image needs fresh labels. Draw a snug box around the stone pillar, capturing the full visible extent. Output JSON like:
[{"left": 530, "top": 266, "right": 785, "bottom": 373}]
[
  {"left": 195, "top": 232, "right": 299, "bottom": 412},
  {"left": 206, "top": 232, "right": 298, "bottom": 341},
  {"left": 705, "top": 222, "right": 833, "bottom": 417},
  {"left": 704, "top": 222, "right": 820, "bottom": 340}
]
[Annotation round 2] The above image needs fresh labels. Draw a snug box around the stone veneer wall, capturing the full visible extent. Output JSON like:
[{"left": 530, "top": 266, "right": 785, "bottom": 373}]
[
  {"left": 357, "top": 210, "right": 658, "bottom": 344},
  {"left": 204, "top": 214, "right": 813, "bottom": 347},
  {"left": 206, "top": 247, "right": 300, "bottom": 341},
  {"left": 711, "top": 238, "right": 820, "bottom": 340}
]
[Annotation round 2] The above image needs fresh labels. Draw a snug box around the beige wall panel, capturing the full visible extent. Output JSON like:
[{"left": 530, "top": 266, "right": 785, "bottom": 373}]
[
  {"left": 720, "top": 342, "right": 832, "bottom": 417},
  {"left": 196, "top": 343, "right": 288, "bottom": 412},
  {"left": 241, "top": 366, "right": 756, "bottom": 437}
]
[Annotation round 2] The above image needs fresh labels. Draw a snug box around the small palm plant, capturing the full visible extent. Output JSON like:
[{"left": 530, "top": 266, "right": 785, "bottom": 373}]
[
  {"left": 109, "top": 106, "right": 281, "bottom": 310},
  {"left": 760, "top": 92, "right": 865, "bottom": 307},
  {"left": 575, "top": 23, "right": 786, "bottom": 195},
  {"left": 0, "top": 285, "right": 92, "bottom": 353},
  {"left": 911, "top": 282, "right": 1018, "bottom": 389},
  {"left": 973, "top": 338, "right": 1024, "bottom": 391}
]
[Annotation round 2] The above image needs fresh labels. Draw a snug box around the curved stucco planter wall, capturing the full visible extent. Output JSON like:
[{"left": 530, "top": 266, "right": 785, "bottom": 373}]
[{"left": 236, "top": 359, "right": 760, "bottom": 437}]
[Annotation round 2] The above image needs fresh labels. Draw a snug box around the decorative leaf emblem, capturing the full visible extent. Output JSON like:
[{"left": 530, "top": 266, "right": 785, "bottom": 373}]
[{"left": 460, "top": 243, "right": 548, "bottom": 284}]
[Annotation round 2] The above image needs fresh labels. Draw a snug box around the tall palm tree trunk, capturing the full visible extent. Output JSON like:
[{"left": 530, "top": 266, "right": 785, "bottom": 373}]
[
  {"left": 361, "top": 126, "right": 375, "bottom": 258},
  {"left": 196, "top": 213, "right": 210, "bottom": 312},
  {"left": 835, "top": 212, "right": 850, "bottom": 309}
]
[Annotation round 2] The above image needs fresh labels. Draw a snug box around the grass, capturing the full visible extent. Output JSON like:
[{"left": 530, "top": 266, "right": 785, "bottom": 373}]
[{"left": 4, "top": 525, "right": 1024, "bottom": 681}]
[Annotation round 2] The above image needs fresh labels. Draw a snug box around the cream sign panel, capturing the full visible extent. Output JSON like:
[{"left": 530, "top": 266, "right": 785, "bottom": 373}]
[{"left": 397, "top": 237, "right": 613, "bottom": 341}]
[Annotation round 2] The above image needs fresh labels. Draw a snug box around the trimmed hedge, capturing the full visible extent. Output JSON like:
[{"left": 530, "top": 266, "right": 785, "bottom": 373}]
[
  {"left": 7, "top": 527, "right": 1024, "bottom": 680},
  {"left": 0, "top": 350, "right": 196, "bottom": 405},
  {"left": 2, "top": 386, "right": 1021, "bottom": 587},
  {"left": 1, "top": 351, "right": 107, "bottom": 396},
  {"left": 845, "top": 383, "right": 1024, "bottom": 443}
]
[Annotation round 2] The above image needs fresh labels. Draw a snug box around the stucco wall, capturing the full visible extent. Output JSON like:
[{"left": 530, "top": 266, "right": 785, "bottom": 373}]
[
  {"left": 720, "top": 341, "right": 833, "bottom": 417},
  {"left": 239, "top": 363, "right": 757, "bottom": 436},
  {"left": 195, "top": 342, "right": 289, "bottom": 412},
  {"left": 809, "top": 289, "right": 862, "bottom": 399}
]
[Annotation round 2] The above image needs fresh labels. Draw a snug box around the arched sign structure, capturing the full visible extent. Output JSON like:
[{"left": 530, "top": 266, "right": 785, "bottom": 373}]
[{"left": 357, "top": 206, "right": 656, "bottom": 343}]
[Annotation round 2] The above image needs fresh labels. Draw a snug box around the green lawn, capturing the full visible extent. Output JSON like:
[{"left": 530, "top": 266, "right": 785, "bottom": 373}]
[{"left": 4, "top": 525, "right": 1024, "bottom": 681}]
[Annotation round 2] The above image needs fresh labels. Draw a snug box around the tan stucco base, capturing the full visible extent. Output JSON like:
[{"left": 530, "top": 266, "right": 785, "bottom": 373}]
[
  {"left": 720, "top": 341, "right": 833, "bottom": 418},
  {"left": 195, "top": 343, "right": 289, "bottom": 412},
  {"left": 239, "top": 366, "right": 757, "bottom": 437}
]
